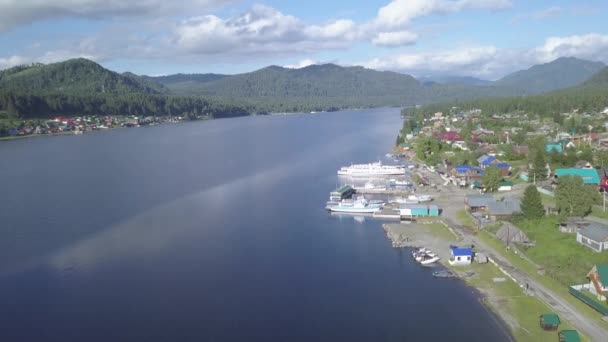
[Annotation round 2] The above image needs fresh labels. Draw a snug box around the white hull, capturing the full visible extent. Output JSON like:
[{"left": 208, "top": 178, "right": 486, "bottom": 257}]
[
  {"left": 420, "top": 256, "right": 440, "bottom": 265},
  {"left": 338, "top": 161, "right": 405, "bottom": 176},
  {"left": 329, "top": 207, "right": 381, "bottom": 214}
]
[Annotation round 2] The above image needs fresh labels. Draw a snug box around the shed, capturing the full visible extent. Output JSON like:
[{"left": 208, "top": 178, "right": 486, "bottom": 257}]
[
  {"left": 558, "top": 218, "right": 590, "bottom": 234},
  {"left": 464, "top": 194, "right": 494, "bottom": 212},
  {"left": 448, "top": 246, "right": 472, "bottom": 266},
  {"left": 428, "top": 205, "right": 440, "bottom": 216},
  {"left": 576, "top": 223, "right": 608, "bottom": 252},
  {"left": 330, "top": 185, "right": 354, "bottom": 201},
  {"left": 558, "top": 330, "right": 581, "bottom": 342},
  {"left": 410, "top": 205, "right": 429, "bottom": 217},
  {"left": 538, "top": 313, "right": 560, "bottom": 330},
  {"left": 477, "top": 154, "right": 497, "bottom": 168},
  {"left": 555, "top": 168, "right": 601, "bottom": 185}
]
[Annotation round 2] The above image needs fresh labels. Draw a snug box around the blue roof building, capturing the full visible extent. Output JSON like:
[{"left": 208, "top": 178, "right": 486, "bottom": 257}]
[
  {"left": 477, "top": 155, "right": 497, "bottom": 168},
  {"left": 449, "top": 246, "right": 473, "bottom": 266},
  {"left": 546, "top": 142, "right": 563, "bottom": 154}
]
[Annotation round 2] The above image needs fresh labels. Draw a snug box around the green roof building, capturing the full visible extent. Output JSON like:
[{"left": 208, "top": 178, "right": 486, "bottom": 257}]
[
  {"left": 555, "top": 168, "right": 601, "bottom": 185},
  {"left": 538, "top": 313, "right": 560, "bottom": 330}
]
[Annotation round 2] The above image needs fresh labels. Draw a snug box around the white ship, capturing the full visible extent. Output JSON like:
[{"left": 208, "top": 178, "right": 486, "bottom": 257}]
[
  {"left": 337, "top": 161, "right": 405, "bottom": 176},
  {"left": 326, "top": 197, "right": 383, "bottom": 214}
]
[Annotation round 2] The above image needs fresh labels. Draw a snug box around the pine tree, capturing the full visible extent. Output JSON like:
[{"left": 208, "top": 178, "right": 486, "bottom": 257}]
[
  {"left": 521, "top": 185, "right": 545, "bottom": 219},
  {"left": 532, "top": 150, "right": 547, "bottom": 182},
  {"left": 555, "top": 175, "right": 598, "bottom": 217}
]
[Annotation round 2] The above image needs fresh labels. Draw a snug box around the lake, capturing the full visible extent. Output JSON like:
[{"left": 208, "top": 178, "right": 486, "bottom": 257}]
[{"left": 0, "top": 108, "right": 511, "bottom": 341}]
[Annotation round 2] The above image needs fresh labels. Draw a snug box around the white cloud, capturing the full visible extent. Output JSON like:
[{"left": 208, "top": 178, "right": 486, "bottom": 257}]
[
  {"left": 372, "top": 31, "right": 418, "bottom": 47},
  {"left": 375, "top": 0, "right": 511, "bottom": 29},
  {"left": 0, "top": 0, "right": 234, "bottom": 32},
  {"left": 360, "top": 45, "right": 529, "bottom": 79},
  {"left": 284, "top": 59, "right": 317, "bottom": 69},
  {"left": 534, "top": 33, "right": 608, "bottom": 63},
  {"left": 0, "top": 55, "right": 32, "bottom": 69},
  {"left": 173, "top": 5, "right": 359, "bottom": 56}
]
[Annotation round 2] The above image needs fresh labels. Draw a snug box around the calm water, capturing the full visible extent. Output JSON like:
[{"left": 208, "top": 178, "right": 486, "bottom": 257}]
[{"left": 0, "top": 108, "right": 510, "bottom": 341}]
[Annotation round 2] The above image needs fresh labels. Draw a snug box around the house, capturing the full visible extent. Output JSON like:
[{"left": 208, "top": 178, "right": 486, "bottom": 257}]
[
  {"left": 433, "top": 131, "right": 461, "bottom": 143},
  {"left": 448, "top": 246, "right": 473, "bottom": 266},
  {"left": 555, "top": 168, "right": 601, "bottom": 185},
  {"left": 464, "top": 194, "right": 495, "bottom": 212},
  {"left": 487, "top": 199, "right": 521, "bottom": 221},
  {"left": 498, "top": 181, "right": 514, "bottom": 191},
  {"left": 496, "top": 163, "right": 510, "bottom": 176},
  {"left": 586, "top": 264, "right": 608, "bottom": 302},
  {"left": 558, "top": 218, "right": 590, "bottom": 234},
  {"left": 477, "top": 154, "right": 498, "bottom": 168},
  {"left": 452, "top": 165, "right": 483, "bottom": 183},
  {"left": 576, "top": 223, "right": 608, "bottom": 252}
]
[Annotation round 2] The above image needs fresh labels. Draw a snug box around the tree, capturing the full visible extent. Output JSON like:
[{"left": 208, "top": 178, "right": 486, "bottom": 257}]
[
  {"left": 555, "top": 175, "right": 598, "bottom": 217},
  {"left": 482, "top": 165, "right": 502, "bottom": 192},
  {"left": 531, "top": 149, "right": 547, "bottom": 182},
  {"left": 521, "top": 185, "right": 545, "bottom": 219}
]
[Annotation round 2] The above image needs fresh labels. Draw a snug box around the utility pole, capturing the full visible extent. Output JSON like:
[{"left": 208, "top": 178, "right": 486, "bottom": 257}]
[{"left": 604, "top": 190, "right": 606, "bottom": 212}]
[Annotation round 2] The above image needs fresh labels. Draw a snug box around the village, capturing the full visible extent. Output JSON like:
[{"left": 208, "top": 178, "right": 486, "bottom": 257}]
[
  {"left": 387, "top": 106, "right": 608, "bottom": 341},
  {"left": 0, "top": 114, "right": 197, "bottom": 139}
]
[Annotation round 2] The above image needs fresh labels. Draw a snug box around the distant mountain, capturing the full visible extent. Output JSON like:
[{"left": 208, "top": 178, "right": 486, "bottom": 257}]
[
  {"left": 418, "top": 75, "right": 492, "bottom": 86},
  {"left": 0, "top": 58, "right": 162, "bottom": 94},
  {"left": 495, "top": 57, "right": 605, "bottom": 94},
  {"left": 582, "top": 66, "right": 608, "bottom": 86},
  {"left": 185, "top": 63, "right": 421, "bottom": 97},
  {"left": 145, "top": 73, "right": 229, "bottom": 95}
]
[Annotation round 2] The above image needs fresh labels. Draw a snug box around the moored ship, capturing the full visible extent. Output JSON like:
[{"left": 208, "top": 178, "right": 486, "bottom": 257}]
[{"left": 337, "top": 161, "right": 405, "bottom": 176}]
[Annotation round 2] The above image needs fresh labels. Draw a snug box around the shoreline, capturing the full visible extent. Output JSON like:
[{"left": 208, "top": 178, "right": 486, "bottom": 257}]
[{"left": 382, "top": 221, "right": 515, "bottom": 341}]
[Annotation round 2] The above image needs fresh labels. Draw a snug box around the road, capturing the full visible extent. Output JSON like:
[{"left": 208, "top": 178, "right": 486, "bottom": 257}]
[{"left": 419, "top": 168, "right": 608, "bottom": 341}]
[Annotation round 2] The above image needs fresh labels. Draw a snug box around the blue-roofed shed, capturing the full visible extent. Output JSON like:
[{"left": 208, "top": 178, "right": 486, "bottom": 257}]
[
  {"left": 449, "top": 246, "right": 473, "bottom": 266},
  {"left": 477, "top": 155, "right": 497, "bottom": 168},
  {"left": 428, "top": 205, "right": 440, "bottom": 216}
]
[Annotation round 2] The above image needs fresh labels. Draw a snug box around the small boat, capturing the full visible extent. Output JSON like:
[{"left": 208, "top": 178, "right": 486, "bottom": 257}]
[
  {"left": 408, "top": 165, "right": 415, "bottom": 170},
  {"left": 395, "top": 180, "right": 412, "bottom": 186},
  {"left": 419, "top": 255, "right": 441, "bottom": 265},
  {"left": 433, "top": 270, "right": 457, "bottom": 278},
  {"left": 393, "top": 197, "right": 419, "bottom": 204}
]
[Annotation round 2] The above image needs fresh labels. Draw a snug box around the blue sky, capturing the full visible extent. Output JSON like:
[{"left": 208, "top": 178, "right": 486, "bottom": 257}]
[{"left": 0, "top": 0, "right": 607, "bottom": 79}]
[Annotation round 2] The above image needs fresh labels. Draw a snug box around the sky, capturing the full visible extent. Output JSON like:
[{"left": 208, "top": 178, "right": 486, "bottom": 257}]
[{"left": 0, "top": 0, "right": 607, "bottom": 80}]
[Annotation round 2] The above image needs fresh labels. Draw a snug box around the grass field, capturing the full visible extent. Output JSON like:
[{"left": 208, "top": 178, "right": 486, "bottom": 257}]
[{"left": 462, "top": 263, "right": 588, "bottom": 342}]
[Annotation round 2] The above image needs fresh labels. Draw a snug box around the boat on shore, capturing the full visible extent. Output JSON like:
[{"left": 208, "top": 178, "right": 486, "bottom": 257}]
[
  {"left": 338, "top": 161, "right": 405, "bottom": 176},
  {"left": 433, "top": 270, "right": 457, "bottom": 278},
  {"left": 412, "top": 247, "right": 440, "bottom": 265}
]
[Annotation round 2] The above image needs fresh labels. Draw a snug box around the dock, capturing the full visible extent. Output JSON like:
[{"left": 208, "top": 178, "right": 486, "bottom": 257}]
[{"left": 372, "top": 203, "right": 402, "bottom": 220}]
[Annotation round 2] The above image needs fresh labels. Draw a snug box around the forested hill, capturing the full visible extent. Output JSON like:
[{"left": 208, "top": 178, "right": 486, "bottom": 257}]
[
  {"left": 0, "top": 58, "right": 162, "bottom": 95},
  {"left": 494, "top": 57, "right": 605, "bottom": 94},
  {"left": 149, "top": 63, "right": 524, "bottom": 110},
  {"left": 176, "top": 64, "right": 421, "bottom": 98}
]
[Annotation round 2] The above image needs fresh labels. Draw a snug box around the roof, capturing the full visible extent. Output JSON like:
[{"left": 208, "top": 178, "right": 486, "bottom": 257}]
[
  {"left": 477, "top": 155, "right": 497, "bottom": 165},
  {"left": 596, "top": 264, "right": 608, "bottom": 285},
  {"left": 555, "top": 168, "right": 601, "bottom": 185},
  {"left": 546, "top": 142, "right": 563, "bottom": 153},
  {"left": 487, "top": 199, "right": 521, "bottom": 216},
  {"left": 454, "top": 165, "right": 483, "bottom": 174},
  {"left": 540, "top": 313, "right": 560, "bottom": 326},
  {"left": 578, "top": 223, "right": 608, "bottom": 242},
  {"left": 465, "top": 194, "right": 494, "bottom": 207},
  {"left": 558, "top": 330, "right": 580, "bottom": 342},
  {"left": 496, "top": 163, "right": 510, "bottom": 168},
  {"left": 451, "top": 247, "right": 472, "bottom": 256},
  {"left": 331, "top": 185, "right": 353, "bottom": 195}
]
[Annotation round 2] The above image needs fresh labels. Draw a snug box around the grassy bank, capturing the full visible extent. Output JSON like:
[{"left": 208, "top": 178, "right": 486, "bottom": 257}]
[{"left": 461, "top": 263, "right": 587, "bottom": 342}]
